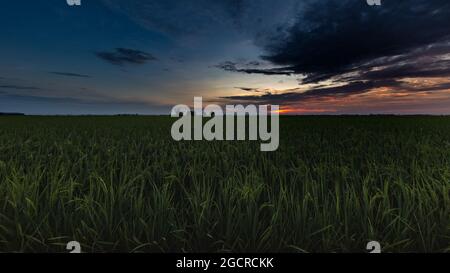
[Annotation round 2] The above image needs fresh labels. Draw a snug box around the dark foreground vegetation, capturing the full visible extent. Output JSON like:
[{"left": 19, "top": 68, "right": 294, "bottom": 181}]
[{"left": 0, "top": 116, "right": 449, "bottom": 252}]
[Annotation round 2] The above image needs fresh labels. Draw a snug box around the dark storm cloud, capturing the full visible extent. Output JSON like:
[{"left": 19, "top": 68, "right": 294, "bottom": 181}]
[
  {"left": 102, "top": 0, "right": 450, "bottom": 93},
  {"left": 214, "top": 1, "right": 450, "bottom": 85},
  {"left": 261, "top": 0, "right": 450, "bottom": 83},
  {"left": 50, "top": 72, "right": 91, "bottom": 78},
  {"left": 215, "top": 0, "right": 450, "bottom": 106},
  {"left": 95, "top": 48, "right": 157, "bottom": 66}
]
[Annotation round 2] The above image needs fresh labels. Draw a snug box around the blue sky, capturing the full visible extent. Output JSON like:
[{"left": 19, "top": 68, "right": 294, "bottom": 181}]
[{"left": 1, "top": 0, "right": 450, "bottom": 115}]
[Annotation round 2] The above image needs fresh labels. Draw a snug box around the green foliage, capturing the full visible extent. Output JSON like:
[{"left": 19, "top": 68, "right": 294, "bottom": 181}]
[{"left": 0, "top": 116, "right": 449, "bottom": 252}]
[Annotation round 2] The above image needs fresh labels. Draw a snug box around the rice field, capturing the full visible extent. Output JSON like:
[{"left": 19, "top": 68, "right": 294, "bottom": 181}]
[{"left": 0, "top": 115, "right": 449, "bottom": 252}]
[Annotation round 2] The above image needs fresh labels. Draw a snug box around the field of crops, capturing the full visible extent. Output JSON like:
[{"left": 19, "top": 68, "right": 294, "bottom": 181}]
[{"left": 0, "top": 116, "right": 449, "bottom": 252}]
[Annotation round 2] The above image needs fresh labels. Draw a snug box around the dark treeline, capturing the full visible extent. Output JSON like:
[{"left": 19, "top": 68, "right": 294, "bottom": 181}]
[{"left": 0, "top": 113, "right": 25, "bottom": 116}]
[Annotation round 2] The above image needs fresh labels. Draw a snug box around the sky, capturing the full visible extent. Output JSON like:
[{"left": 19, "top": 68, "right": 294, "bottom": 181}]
[{"left": 1, "top": 0, "right": 450, "bottom": 115}]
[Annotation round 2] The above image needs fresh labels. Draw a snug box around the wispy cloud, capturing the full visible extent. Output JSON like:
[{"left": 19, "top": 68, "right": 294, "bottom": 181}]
[
  {"left": 95, "top": 48, "right": 157, "bottom": 66},
  {"left": 216, "top": 61, "right": 293, "bottom": 76},
  {"left": 49, "top": 72, "right": 91, "bottom": 78},
  {"left": 101, "top": 0, "right": 302, "bottom": 41},
  {"left": 0, "top": 85, "right": 40, "bottom": 90},
  {"left": 0, "top": 89, "right": 172, "bottom": 115},
  {"left": 235, "top": 87, "right": 273, "bottom": 94},
  {"left": 221, "top": 78, "right": 450, "bottom": 106}
]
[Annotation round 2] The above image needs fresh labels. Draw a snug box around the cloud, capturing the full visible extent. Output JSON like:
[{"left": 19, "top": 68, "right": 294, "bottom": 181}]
[
  {"left": 356, "top": 45, "right": 450, "bottom": 81},
  {"left": 314, "top": 42, "right": 450, "bottom": 86},
  {"left": 213, "top": 1, "right": 450, "bottom": 85},
  {"left": 221, "top": 78, "right": 450, "bottom": 106},
  {"left": 50, "top": 72, "right": 91, "bottom": 78},
  {"left": 0, "top": 85, "right": 40, "bottom": 90},
  {"left": 212, "top": 0, "right": 450, "bottom": 109},
  {"left": 103, "top": 1, "right": 450, "bottom": 99},
  {"left": 234, "top": 87, "right": 275, "bottom": 94},
  {"left": 222, "top": 81, "right": 390, "bottom": 103},
  {"left": 95, "top": 48, "right": 157, "bottom": 66},
  {"left": 235, "top": 87, "right": 263, "bottom": 93},
  {"left": 0, "top": 89, "right": 172, "bottom": 115},
  {"left": 215, "top": 61, "right": 293, "bottom": 76},
  {"left": 101, "top": 0, "right": 303, "bottom": 41},
  {"left": 260, "top": 0, "right": 450, "bottom": 83}
]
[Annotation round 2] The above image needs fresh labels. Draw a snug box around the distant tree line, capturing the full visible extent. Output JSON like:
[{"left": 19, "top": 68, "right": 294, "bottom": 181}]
[{"left": 0, "top": 113, "right": 25, "bottom": 116}]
